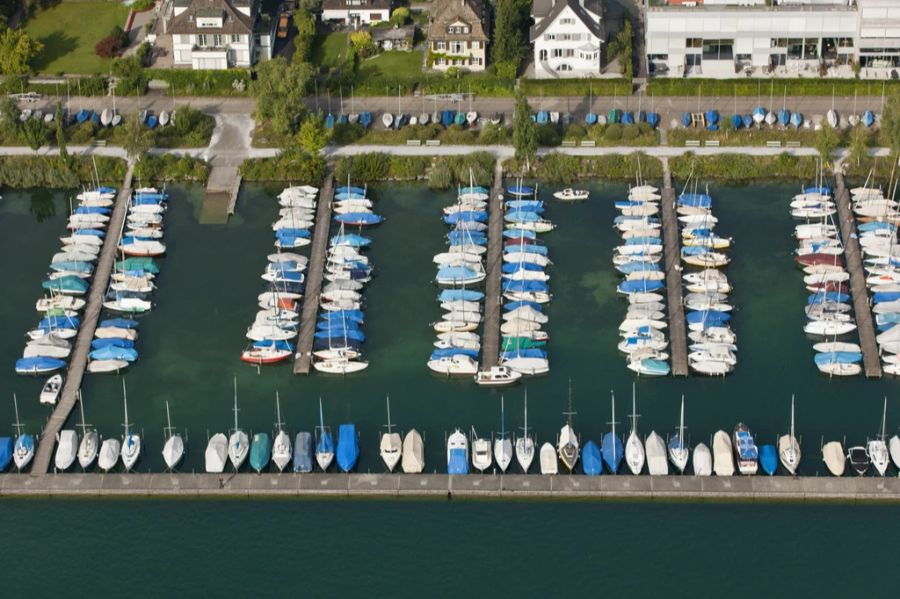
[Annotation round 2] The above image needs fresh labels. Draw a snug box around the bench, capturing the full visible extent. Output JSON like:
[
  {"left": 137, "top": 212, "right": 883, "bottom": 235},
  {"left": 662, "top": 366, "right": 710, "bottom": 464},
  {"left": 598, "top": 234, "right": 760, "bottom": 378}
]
[
  {"left": 766, "top": 141, "right": 783, "bottom": 148},
  {"left": 425, "top": 140, "right": 441, "bottom": 146},
  {"left": 685, "top": 140, "right": 701, "bottom": 147},
  {"left": 580, "top": 140, "right": 596, "bottom": 147},
  {"left": 406, "top": 139, "right": 422, "bottom": 146},
  {"left": 90, "top": 140, "right": 107, "bottom": 147},
  {"left": 704, "top": 140, "right": 720, "bottom": 147},
  {"left": 786, "top": 141, "right": 801, "bottom": 148},
  {"left": 561, "top": 140, "right": 577, "bottom": 147}
]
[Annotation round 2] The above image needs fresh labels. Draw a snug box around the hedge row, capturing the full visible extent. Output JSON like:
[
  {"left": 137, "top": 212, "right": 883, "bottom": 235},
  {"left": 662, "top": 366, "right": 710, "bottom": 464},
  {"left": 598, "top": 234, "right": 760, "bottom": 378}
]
[
  {"left": 669, "top": 152, "right": 820, "bottom": 181},
  {"left": 647, "top": 78, "right": 900, "bottom": 98},
  {"left": 0, "top": 155, "right": 126, "bottom": 188},
  {"left": 503, "top": 152, "right": 663, "bottom": 183}
]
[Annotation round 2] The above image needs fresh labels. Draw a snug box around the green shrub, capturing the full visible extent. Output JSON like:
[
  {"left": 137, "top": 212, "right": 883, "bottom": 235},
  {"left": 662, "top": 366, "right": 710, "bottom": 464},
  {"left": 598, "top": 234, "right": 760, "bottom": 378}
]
[
  {"left": 536, "top": 123, "right": 561, "bottom": 147},
  {"left": 669, "top": 152, "right": 819, "bottom": 181},
  {"left": 333, "top": 152, "right": 391, "bottom": 182},
  {"left": 427, "top": 160, "right": 453, "bottom": 189},
  {"left": 134, "top": 153, "right": 209, "bottom": 183},
  {"left": 241, "top": 148, "right": 326, "bottom": 182},
  {"left": 0, "top": 155, "right": 126, "bottom": 188},
  {"left": 520, "top": 78, "right": 631, "bottom": 97},
  {"left": 143, "top": 69, "right": 250, "bottom": 96},
  {"left": 621, "top": 124, "right": 639, "bottom": 140},
  {"left": 648, "top": 78, "right": 900, "bottom": 97},
  {"left": 603, "top": 124, "right": 623, "bottom": 141}
]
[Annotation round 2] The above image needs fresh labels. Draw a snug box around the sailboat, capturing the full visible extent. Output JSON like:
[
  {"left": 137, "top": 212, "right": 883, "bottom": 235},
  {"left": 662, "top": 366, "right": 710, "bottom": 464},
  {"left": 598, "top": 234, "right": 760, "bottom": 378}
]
[
  {"left": 625, "top": 383, "right": 645, "bottom": 475},
  {"left": 12, "top": 394, "right": 34, "bottom": 471},
  {"left": 271, "top": 392, "right": 292, "bottom": 472},
  {"left": 867, "top": 397, "right": 890, "bottom": 476},
  {"left": 494, "top": 396, "right": 513, "bottom": 473},
  {"left": 539, "top": 442, "right": 557, "bottom": 474},
  {"left": 76, "top": 391, "right": 98, "bottom": 470},
  {"left": 161, "top": 400, "right": 184, "bottom": 471},
  {"left": 228, "top": 377, "right": 249, "bottom": 470},
  {"left": 601, "top": 392, "right": 624, "bottom": 474},
  {"left": 120, "top": 380, "right": 141, "bottom": 471},
  {"left": 250, "top": 431, "right": 271, "bottom": 473},
  {"left": 557, "top": 382, "right": 579, "bottom": 472},
  {"left": 668, "top": 395, "right": 689, "bottom": 473},
  {"left": 515, "top": 388, "right": 535, "bottom": 473},
  {"left": 205, "top": 433, "right": 227, "bottom": 473},
  {"left": 315, "top": 397, "right": 334, "bottom": 471},
  {"left": 380, "top": 396, "right": 401, "bottom": 472},
  {"left": 97, "top": 434, "right": 120, "bottom": 472},
  {"left": 693, "top": 443, "right": 712, "bottom": 476},
  {"left": 822, "top": 440, "right": 845, "bottom": 476},
  {"left": 777, "top": 395, "right": 801, "bottom": 475},
  {"left": 712, "top": 430, "right": 734, "bottom": 476},
  {"left": 401, "top": 429, "right": 425, "bottom": 473}
]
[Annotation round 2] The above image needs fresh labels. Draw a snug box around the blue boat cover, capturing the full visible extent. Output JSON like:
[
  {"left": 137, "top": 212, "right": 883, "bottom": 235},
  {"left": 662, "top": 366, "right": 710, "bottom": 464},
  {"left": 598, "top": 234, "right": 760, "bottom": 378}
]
[
  {"left": 275, "top": 228, "right": 311, "bottom": 238},
  {"left": 601, "top": 432, "right": 624, "bottom": 473},
  {"left": 502, "top": 228, "right": 537, "bottom": 240},
  {"left": 621, "top": 111, "right": 635, "bottom": 125},
  {"left": 448, "top": 447, "right": 468, "bottom": 475},
  {"left": 503, "top": 243, "right": 548, "bottom": 256},
  {"left": 336, "top": 424, "right": 359, "bottom": 472},
  {"left": 759, "top": 444, "right": 778, "bottom": 475},
  {"left": 504, "top": 211, "right": 541, "bottom": 223},
  {"left": 441, "top": 110, "right": 455, "bottom": 127},
  {"left": 809, "top": 291, "right": 850, "bottom": 304},
  {"left": 15, "top": 357, "right": 65, "bottom": 373},
  {"left": 431, "top": 348, "right": 479, "bottom": 360},
  {"left": 75, "top": 206, "right": 111, "bottom": 215},
  {"left": 778, "top": 109, "right": 790, "bottom": 126},
  {"left": 730, "top": 114, "right": 742, "bottom": 129},
  {"left": 686, "top": 310, "right": 730, "bottom": 324},
  {"left": 331, "top": 234, "right": 371, "bottom": 247},
  {"left": 0, "top": 437, "right": 12, "bottom": 472},
  {"left": 617, "top": 261, "right": 660, "bottom": 274},
  {"left": 618, "top": 279, "right": 664, "bottom": 293},
  {"left": 39, "top": 315, "right": 80, "bottom": 330},
  {"left": 252, "top": 339, "right": 294, "bottom": 351},
  {"left": 681, "top": 112, "right": 692, "bottom": 127},
  {"left": 507, "top": 185, "right": 534, "bottom": 196},
  {"left": 873, "top": 291, "right": 900, "bottom": 304},
  {"left": 501, "top": 262, "right": 544, "bottom": 273},
  {"left": 293, "top": 432, "right": 313, "bottom": 472},
  {"left": 335, "top": 185, "right": 366, "bottom": 195},
  {"left": 335, "top": 191, "right": 367, "bottom": 201},
  {"left": 504, "top": 300, "right": 542, "bottom": 312},
  {"left": 445, "top": 211, "right": 488, "bottom": 224},
  {"left": 320, "top": 310, "right": 365, "bottom": 323},
  {"left": 316, "top": 320, "right": 360, "bottom": 332},
  {"left": 314, "top": 329, "right": 364, "bottom": 342},
  {"left": 705, "top": 110, "right": 719, "bottom": 124},
  {"left": 647, "top": 112, "right": 660, "bottom": 128},
  {"left": 862, "top": 110, "right": 875, "bottom": 128},
  {"left": 448, "top": 230, "right": 487, "bottom": 244},
  {"left": 502, "top": 280, "right": 548, "bottom": 292},
  {"left": 678, "top": 193, "right": 712, "bottom": 208},
  {"left": 439, "top": 289, "right": 484, "bottom": 302},
  {"left": 335, "top": 212, "right": 383, "bottom": 225},
  {"left": 742, "top": 115, "right": 753, "bottom": 128},
  {"left": 814, "top": 351, "right": 862, "bottom": 365},
  {"left": 735, "top": 430, "right": 758, "bottom": 460},
  {"left": 89, "top": 346, "right": 138, "bottom": 362},
  {"left": 100, "top": 318, "right": 138, "bottom": 329},
  {"left": 500, "top": 349, "right": 547, "bottom": 360},
  {"left": 91, "top": 338, "right": 134, "bottom": 350},
  {"left": 790, "top": 112, "right": 804, "bottom": 127},
  {"left": 582, "top": 441, "right": 602, "bottom": 476}
]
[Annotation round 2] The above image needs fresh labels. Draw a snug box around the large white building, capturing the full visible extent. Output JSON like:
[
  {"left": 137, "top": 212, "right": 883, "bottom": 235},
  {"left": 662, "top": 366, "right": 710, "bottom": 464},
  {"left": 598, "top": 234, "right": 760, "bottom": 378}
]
[
  {"left": 167, "top": 0, "right": 273, "bottom": 69},
  {"left": 530, "top": 0, "right": 604, "bottom": 79},
  {"left": 646, "top": 0, "right": 900, "bottom": 78}
]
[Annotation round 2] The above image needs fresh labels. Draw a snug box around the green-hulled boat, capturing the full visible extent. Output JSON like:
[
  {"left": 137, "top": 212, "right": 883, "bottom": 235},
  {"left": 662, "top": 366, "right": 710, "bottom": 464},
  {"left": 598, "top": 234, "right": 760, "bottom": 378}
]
[
  {"left": 116, "top": 257, "right": 160, "bottom": 274},
  {"left": 501, "top": 336, "right": 546, "bottom": 351},
  {"left": 42, "top": 275, "right": 89, "bottom": 295},
  {"left": 249, "top": 432, "right": 271, "bottom": 473}
]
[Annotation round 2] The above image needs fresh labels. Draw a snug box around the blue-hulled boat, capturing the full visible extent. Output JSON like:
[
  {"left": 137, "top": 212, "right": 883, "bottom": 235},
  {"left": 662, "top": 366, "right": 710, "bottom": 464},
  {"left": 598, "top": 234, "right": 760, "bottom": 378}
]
[
  {"left": 814, "top": 351, "right": 862, "bottom": 366},
  {"left": 507, "top": 185, "right": 534, "bottom": 198},
  {"left": 582, "top": 440, "right": 602, "bottom": 475},
  {"left": 778, "top": 109, "right": 790, "bottom": 127},
  {"left": 293, "top": 431, "right": 313, "bottom": 472},
  {"left": 752, "top": 106, "right": 766, "bottom": 124},
  {"left": 647, "top": 112, "right": 660, "bottom": 128},
  {"left": 338, "top": 113, "right": 348, "bottom": 125},
  {"left": 791, "top": 112, "right": 804, "bottom": 128},
  {"left": 147, "top": 114, "right": 158, "bottom": 128},
  {"left": 585, "top": 112, "right": 598, "bottom": 125},
  {"left": 731, "top": 114, "right": 742, "bottom": 129},
  {"left": 742, "top": 114, "right": 753, "bottom": 128},
  {"left": 249, "top": 432, "right": 271, "bottom": 473},
  {"left": 75, "top": 109, "right": 91, "bottom": 123},
  {"left": 334, "top": 212, "right": 383, "bottom": 227},
  {"left": 336, "top": 424, "right": 358, "bottom": 472},
  {"left": 618, "top": 279, "right": 664, "bottom": 294},
  {"left": 536, "top": 111, "right": 549, "bottom": 124},
  {"left": 0, "top": 437, "right": 12, "bottom": 471},
  {"left": 100, "top": 318, "right": 138, "bottom": 329},
  {"left": 441, "top": 110, "right": 455, "bottom": 127},
  {"left": 91, "top": 338, "right": 135, "bottom": 350},
  {"left": 862, "top": 110, "right": 875, "bottom": 128},
  {"left": 439, "top": 289, "right": 484, "bottom": 302},
  {"left": 15, "top": 357, "right": 65, "bottom": 375},
  {"left": 686, "top": 310, "right": 730, "bottom": 325},
  {"left": 359, "top": 112, "right": 372, "bottom": 128},
  {"left": 331, "top": 234, "right": 371, "bottom": 247},
  {"left": 336, "top": 185, "right": 366, "bottom": 195},
  {"left": 324, "top": 113, "right": 335, "bottom": 129},
  {"left": 759, "top": 444, "right": 777, "bottom": 475},
  {"left": 89, "top": 346, "right": 138, "bottom": 362},
  {"left": 502, "top": 228, "right": 537, "bottom": 240},
  {"left": 621, "top": 111, "right": 634, "bottom": 125}
]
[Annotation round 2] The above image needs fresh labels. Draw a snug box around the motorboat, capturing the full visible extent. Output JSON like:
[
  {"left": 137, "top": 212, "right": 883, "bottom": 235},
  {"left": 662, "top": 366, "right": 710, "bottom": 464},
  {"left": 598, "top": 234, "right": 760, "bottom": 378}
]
[
  {"left": 471, "top": 429, "right": 493, "bottom": 472},
  {"left": 539, "top": 442, "right": 558, "bottom": 474},
  {"left": 54, "top": 429, "right": 79, "bottom": 471},
  {"left": 475, "top": 365, "right": 522, "bottom": 387},
  {"left": 712, "top": 430, "right": 734, "bottom": 476},
  {"left": 402, "top": 429, "right": 425, "bottom": 473},
  {"left": 759, "top": 444, "right": 778, "bottom": 475},
  {"left": 447, "top": 429, "right": 469, "bottom": 475},
  {"left": 427, "top": 354, "right": 478, "bottom": 376},
  {"left": 693, "top": 443, "right": 712, "bottom": 476},
  {"left": 645, "top": 431, "right": 668, "bottom": 475},
  {"left": 380, "top": 396, "right": 402, "bottom": 472},
  {"left": 553, "top": 188, "right": 589, "bottom": 201},
  {"left": 847, "top": 445, "right": 869, "bottom": 475},
  {"left": 822, "top": 441, "right": 845, "bottom": 476},
  {"left": 733, "top": 423, "right": 758, "bottom": 475},
  {"left": 778, "top": 395, "right": 801, "bottom": 475},
  {"left": 40, "top": 373, "right": 63, "bottom": 405},
  {"left": 292, "top": 432, "right": 313, "bottom": 473}
]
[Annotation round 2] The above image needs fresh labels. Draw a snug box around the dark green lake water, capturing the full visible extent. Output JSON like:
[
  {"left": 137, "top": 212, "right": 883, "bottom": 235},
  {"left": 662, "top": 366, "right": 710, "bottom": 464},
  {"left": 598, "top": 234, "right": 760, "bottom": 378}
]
[{"left": 2, "top": 181, "right": 899, "bottom": 590}]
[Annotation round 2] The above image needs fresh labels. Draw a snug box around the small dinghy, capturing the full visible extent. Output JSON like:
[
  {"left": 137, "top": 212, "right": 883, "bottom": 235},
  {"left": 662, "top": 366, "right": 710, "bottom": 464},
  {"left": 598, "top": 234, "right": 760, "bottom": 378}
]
[{"left": 39, "top": 374, "right": 63, "bottom": 405}]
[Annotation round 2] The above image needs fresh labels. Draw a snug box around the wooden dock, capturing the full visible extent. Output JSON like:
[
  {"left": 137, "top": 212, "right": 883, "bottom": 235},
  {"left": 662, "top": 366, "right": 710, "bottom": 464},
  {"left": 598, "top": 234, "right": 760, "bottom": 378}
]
[
  {"left": 480, "top": 160, "right": 504, "bottom": 370},
  {"left": 32, "top": 163, "right": 135, "bottom": 475},
  {"left": 834, "top": 173, "right": 882, "bottom": 378},
  {"left": 661, "top": 164, "right": 689, "bottom": 376},
  {"left": 6, "top": 471, "right": 900, "bottom": 502},
  {"left": 293, "top": 171, "right": 334, "bottom": 375}
]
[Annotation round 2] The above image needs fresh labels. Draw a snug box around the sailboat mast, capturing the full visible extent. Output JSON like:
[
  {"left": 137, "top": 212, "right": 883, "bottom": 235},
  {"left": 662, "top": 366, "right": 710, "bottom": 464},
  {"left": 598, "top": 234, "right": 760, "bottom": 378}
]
[
  {"left": 276, "top": 391, "right": 284, "bottom": 433},
  {"left": 319, "top": 397, "right": 325, "bottom": 433},
  {"left": 165, "top": 400, "right": 172, "bottom": 436},
  {"left": 881, "top": 397, "right": 887, "bottom": 440},
  {"left": 122, "top": 379, "right": 130, "bottom": 437},
  {"left": 631, "top": 382, "right": 637, "bottom": 433},
  {"left": 13, "top": 393, "right": 23, "bottom": 436},
  {"left": 679, "top": 395, "right": 685, "bottom": 449},
  {"left": 500, "top": 395, "right": 505, "bottom": 438},
  {"left": 233, "top": 376, "right": 239, "bottom": 432},
  {"left": 385, "top": 395, "right": 393, "bottom": 433}
]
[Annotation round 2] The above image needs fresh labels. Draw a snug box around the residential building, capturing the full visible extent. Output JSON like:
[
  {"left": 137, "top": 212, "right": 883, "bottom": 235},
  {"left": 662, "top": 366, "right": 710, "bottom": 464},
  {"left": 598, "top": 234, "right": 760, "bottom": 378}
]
[
  {"left": 530, "top": 0, "right": 604, "bottom": 79},
  {"left": 646, "top": 0, "right": 900, "bottom": 78},
  {"left": 167, "top": 0, "right": 273, "bottom": 69},
  {"left": 426, "top": 0, "right": 489, "bottom": 72},
  {"left": 371, "top": 25, "right": 416, "bottom": 51},
  {"left": 320, "top": 0, "right": 391, "bottom": 26}
]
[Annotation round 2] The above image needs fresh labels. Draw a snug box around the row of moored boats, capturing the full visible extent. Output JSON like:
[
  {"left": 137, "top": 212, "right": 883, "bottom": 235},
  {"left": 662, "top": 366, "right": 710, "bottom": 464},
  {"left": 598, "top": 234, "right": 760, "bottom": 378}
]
[
  {"left": 678, "top": 183, "right": 737, "bottom": 376},
  {"left": 240, "top": 185, "right": 319, "bottom": 365},
  {"left": 614, "top": 180, "right": 670, "bottom": 376}
]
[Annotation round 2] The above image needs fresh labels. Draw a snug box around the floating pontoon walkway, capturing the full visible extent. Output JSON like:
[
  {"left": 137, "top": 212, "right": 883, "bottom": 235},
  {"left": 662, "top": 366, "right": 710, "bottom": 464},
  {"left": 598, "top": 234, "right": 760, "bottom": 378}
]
[
  {"left": 200, "top": 166, "right": 241, "bottom": 225},
  {"left": 7, "top": 472, "right": 900, "bottom": 502},
  {"left": 834, "top": 173, "right": 881, "bottom": 378},
  {"left": 32, "top": 163, "right": 135, "bottom": 475},
  {"left": 481, "top": 159, "right": 504, "bottom": 370},
  {"left": 660, "top": 163, "right": 688, "bottom": 377},
  {"left": 293, "top": 171, "right": 335, "bottom": 375}
]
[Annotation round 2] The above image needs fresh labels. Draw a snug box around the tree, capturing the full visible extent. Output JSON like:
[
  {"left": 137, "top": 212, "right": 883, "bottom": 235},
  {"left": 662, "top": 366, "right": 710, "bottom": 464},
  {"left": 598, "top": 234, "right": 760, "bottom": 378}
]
[
  {"left": 815, "top": 124, "right": 839, "bottom": 167},
  {"left": 349, "top": 31, "right": 375, "bottom": 59},
  {"left": 880, "top": 90, "right": 900, "bottom": 155},
  {"left": 606, "top": 17, "right": 633, "bottom": 79},
  {"left": 121, "top": 112, "right": 153, "bottom": 162},
  {"left": 21, "top": 117, "right": 46, "bottom": 151},
  {"left": 492, "top": 0, "right": 528, "bottom": 71},
  {"left": 292, "top": 9, "right": 316, "bottom": 63},
  {"left": 54, "top": 102, "right": 68, "bottom": 165},
  {"left": 0, "top": 96, "right": 19, "bottom": 125},
  {"left": 296, "top": 112, "right": 329, "bottom": 154},
  {"left": 0, "top": 29, "right": 44, "bottom": 75},
  {"left": 512, "top": 90, "right": 536, "bottom": 168},
  {"left": 389, "top": 7, "right": 409, "bottom": 26},
  {"left": 252, "top": 57, "right": 314, "bottom": 135}
]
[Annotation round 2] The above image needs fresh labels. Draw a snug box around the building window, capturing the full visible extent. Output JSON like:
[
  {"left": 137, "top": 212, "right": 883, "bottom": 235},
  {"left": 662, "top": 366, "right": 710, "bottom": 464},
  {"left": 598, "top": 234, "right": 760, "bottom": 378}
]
[
  {"left": 473, "top": 57, "right": 482, "bottom": 65},
  {"left": 231, "top": 34, "right": 241, "bottom": 43},
  {"left": 197, "top": 34, "right": 208, "bottom": 47},
  {"left": 213, "top": 34, "right": 223, "bottom": 47},
  {"left": 559, "top": 17, "right": 574, "bottom": 25},
  {"left": 472, "top": 41, "right": 479, "bottom": 49},
  {"left": 436, "top": 41, "right": 445, "bottom": 51},
  {"left": 687, "top": 38, "right": 703, "bottom": 49},
  {"left": 556, "top": 63, "right": 572, "bottom": 71}
]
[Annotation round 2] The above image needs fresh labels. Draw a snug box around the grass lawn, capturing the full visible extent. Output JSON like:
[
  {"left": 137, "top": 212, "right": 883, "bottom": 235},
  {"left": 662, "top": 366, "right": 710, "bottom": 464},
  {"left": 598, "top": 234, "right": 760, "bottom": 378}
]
[
  {"left": 358, "top": 50, "right": 423, "bottom": 78},
  {"left": 311, "top": 33, "right": 349, "bottom": 69},
  {"left": 24, "top": 2, "right": 131, "bottom": 74}
]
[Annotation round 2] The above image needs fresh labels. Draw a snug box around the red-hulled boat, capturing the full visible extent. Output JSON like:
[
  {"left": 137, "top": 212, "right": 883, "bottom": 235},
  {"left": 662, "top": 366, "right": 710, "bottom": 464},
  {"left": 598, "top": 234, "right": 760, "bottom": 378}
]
[{"left": 795, "top": 253, "right": 844, "bottom": 268}]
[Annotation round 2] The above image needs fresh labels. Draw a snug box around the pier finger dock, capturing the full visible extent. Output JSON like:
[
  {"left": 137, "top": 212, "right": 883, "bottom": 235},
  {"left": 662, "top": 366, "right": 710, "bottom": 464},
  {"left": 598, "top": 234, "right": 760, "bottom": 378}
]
[{"left": 660, "top": 163, "right": 688, "bottom": 377}]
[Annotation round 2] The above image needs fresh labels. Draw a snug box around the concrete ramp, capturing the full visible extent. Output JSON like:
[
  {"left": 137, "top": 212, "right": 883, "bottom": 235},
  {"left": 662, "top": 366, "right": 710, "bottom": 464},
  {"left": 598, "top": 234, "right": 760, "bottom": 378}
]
[{"left": 201, "top": 166, "right": 241, "bottom": 224}]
